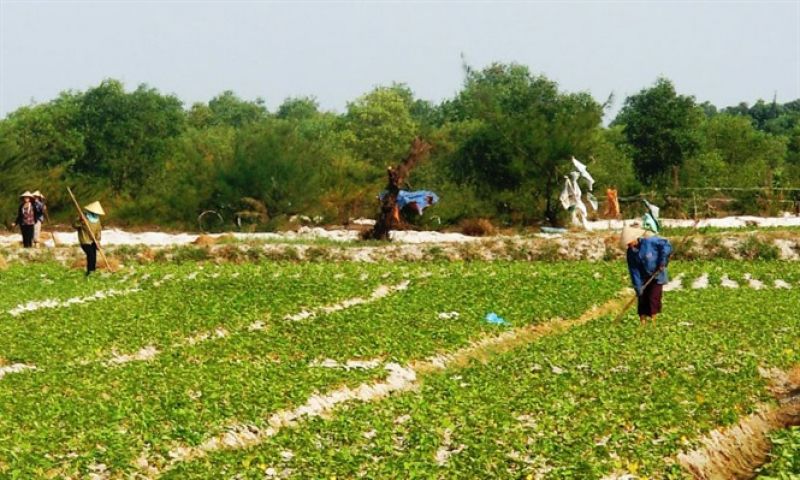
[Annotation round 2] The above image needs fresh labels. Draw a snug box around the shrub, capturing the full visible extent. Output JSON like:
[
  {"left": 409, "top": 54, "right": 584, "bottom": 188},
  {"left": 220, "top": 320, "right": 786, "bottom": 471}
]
[
  {"left": 738, "top": 235, "right": 780, "bottom": 260},
  {"left": 705, "top": 236, "right": 735, "bottom": 260},
  {"left": 170, "top": 246, "right": 211, "bottom": 263},
  {"left": 460, "top": 218, "right": 496, "bottom": 237}
]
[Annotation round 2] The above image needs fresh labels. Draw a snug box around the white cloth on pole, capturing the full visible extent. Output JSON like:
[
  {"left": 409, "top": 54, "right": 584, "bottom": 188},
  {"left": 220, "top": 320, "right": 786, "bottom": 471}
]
[
  {"left": 559, "top": 178, "right": 572, "bottom": 210},
  {"left": 586, "top": 192, "right": 598, "bottom": 211},
  {"left": 561, "top": 172, "right": 589, "bottom": 228},
  {"left": 571, "top": 157, "right": 595, "bottom": 191}
]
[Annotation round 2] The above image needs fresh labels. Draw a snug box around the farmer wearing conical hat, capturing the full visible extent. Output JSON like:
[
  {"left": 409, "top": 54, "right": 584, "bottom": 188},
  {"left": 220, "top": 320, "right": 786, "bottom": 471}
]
[
  {"left": 620, "top": 225, "right": 673, "bottom": 326},
  {"left": 73, "top": 201, "right": 104, "bottom": 276},
  {"left": 12, "top": 191, "right": 37, "bottom": 248},
  {"left": 31, "top": 191, "right": 46, "bottom": 248}
]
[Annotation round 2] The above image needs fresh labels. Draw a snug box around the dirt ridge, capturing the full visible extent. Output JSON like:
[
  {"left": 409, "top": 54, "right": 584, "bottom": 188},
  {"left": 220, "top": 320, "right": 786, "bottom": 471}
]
[
  {"left": 2, "top": 232, "right": 798, "bottom": 265},
  {"left": 678, "top": 366, "right": 800, "bottom": 480}
]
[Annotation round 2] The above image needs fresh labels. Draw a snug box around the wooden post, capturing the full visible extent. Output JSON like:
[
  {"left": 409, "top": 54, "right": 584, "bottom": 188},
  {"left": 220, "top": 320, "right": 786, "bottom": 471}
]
[{"left": 67, "top": 187, "right": 112, "bottom": 272}]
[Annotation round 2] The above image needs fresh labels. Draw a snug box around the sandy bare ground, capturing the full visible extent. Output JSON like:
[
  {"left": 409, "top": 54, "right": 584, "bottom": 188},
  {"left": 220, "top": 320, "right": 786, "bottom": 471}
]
[
  {"left": 0, "top": 227, "right": 480, "bottom": 247},
  {"left": 2, "top": 214, "right": 800, "bottom": 248}
]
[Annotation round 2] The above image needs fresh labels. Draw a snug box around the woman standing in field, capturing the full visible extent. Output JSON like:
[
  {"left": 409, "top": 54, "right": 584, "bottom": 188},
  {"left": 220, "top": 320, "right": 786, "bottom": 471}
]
[
  {"left": 32, "top": 191, "right": 46, "bottom": 247},
  {"left": 620, "top": 226, "right": 673, "bottom": 326},
  {"left": 12, "top": 191, "right": 37, "bottom": 248},
  {"left": 73, "top": 201, "right": 104, "bottom": 276}
]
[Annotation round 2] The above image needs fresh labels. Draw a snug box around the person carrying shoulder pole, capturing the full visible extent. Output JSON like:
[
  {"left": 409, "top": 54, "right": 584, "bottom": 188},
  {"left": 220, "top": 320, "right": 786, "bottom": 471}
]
[
  {"left": 620, "top": 226, "right": 673, "bottom": 326},
  {"left": 72, "top": 200, "right": 105, "bottom": 276}
]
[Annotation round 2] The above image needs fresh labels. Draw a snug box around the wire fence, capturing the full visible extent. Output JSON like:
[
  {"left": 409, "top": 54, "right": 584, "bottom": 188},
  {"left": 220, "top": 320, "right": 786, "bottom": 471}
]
[{"left": 601, "top": 187, "right": 800, "bottom": 220}]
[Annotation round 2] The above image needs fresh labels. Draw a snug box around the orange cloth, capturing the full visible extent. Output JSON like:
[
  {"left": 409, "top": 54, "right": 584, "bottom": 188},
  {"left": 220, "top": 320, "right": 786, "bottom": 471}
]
[
  {"left": 605, "top": 188, "right": 620, "bottom": 218},
  {"left": 391, "top": 205, "right": 401, "bottom": 223}
]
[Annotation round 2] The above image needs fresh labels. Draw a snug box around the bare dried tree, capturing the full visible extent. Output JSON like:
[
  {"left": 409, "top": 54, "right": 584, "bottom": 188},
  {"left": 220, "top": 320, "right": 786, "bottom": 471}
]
[{"left": 363, "top": 137, "right": 432, "bottom": 241}]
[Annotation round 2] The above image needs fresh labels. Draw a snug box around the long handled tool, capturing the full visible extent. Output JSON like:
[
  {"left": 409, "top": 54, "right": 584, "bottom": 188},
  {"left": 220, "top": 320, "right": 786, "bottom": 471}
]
[
  {"left": 44, "top": 210, "right": 58, "bottom": 247},
  {"left": 614, "top": 218, "right": 701, "bottom": 322},
  {"left": 67, "top": 187, "right": 112, "bottom": 273},
  {"left": 614, "top": 268, "right": 661, "bottom": 323}
]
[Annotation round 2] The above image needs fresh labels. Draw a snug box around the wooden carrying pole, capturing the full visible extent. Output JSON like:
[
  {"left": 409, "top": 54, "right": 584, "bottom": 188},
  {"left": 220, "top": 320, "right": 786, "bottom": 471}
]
[
  {"left": 67, "top": 187, "right": 112, "bottom": 272},
  {"left": 44, "top": 210, "right": 58, "bottom": 247}
]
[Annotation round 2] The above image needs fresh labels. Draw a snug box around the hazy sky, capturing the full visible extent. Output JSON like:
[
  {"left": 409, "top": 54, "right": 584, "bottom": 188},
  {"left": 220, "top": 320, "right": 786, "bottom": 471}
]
[{"left": 1, "top": 0, "right": 798, "bottom": 120}]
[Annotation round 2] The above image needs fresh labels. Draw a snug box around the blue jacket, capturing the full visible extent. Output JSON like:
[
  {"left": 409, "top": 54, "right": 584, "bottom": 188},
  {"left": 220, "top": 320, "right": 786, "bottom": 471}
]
[
  {"left": 627, "top": 237, "right": 673, "bottom": 295},
  {"left": 33, "top": 200, "right": 45, "bottom": 223}
]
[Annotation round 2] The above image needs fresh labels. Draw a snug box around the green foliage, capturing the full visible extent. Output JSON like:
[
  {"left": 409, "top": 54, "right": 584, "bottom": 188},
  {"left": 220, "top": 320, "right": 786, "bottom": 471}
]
[
  {"left": 3, "top": 91, "right": 85, "bottom": 170},
  {"left": 276, "top": 96, "right": 320, "bottom": 121},
  {"left": 737, "top": 235, "right": 781, "bottom": 260},
  {"left": 1, "top": 73, "right": 799, "bottom": 229},
  {"left": 205, "top": 90, "right": 268, "bottom": 128},
  {"left": 141, "top": 125, "right": 237, "bottom": 224},
  {"left": 160, "top": 261, "right": 800, "bottom": 479},
  {"left": 588, "top": 126, "right": 642, "bottom": 196},
  {"left": 447, "top": 63, "right": 603, "bottom": 224},
  {"left": 615, "top": 78, "right": 703, "bottom": 188},
  {"left": 1, "top": 260, "right": 800, "bottom": 477},
  {"left": 758, "top": 427, "right": 800, "bottom": 478},
  {"left": 343, "top": 85, "right": 419, "bottom": 167},
  {"left": 76, "top": 80, "right": 185, "bottom": 194},
  {"left": 701, "top": 114, "right": 787, "bottom": 187}
]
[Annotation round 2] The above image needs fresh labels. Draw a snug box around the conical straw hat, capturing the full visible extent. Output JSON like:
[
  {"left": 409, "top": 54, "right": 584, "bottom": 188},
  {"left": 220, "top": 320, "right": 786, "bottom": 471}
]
[
  {"left": 32, "top": 190, "right": 44, "bottom": 198},
  {"left": 20, "top": 191, "right": 33, "bottom": 198},
  {"left": 619, "top": 225, "right": 646, "bottom": 249},
  {"left": 83, "top": 201, "right": 105, "bottom": 216}
]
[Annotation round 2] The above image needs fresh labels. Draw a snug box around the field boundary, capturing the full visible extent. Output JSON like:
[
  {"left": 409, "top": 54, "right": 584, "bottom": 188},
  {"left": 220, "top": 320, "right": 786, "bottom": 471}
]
[{"left": 3, "top": 230, "right": 800, "bottom": 265}]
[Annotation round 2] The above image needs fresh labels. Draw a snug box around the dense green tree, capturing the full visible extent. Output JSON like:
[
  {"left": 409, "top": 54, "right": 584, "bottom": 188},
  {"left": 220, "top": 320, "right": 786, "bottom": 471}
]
[
  {"left": 720, "top": 99, "right": 800, "bottom": 189},
  {"left": 614, "top": 78, "right": 703, "bottom": 188},
  {"left": 448, "top": 63, "right": 603, "bottom": 224},
  {"left": 129, "top": 125, "right": 237, "bottom": 224},
  {"left": 344, "top": 85, "right": 418, "bottom": 167},
  {"left": 700, "top": 114, "right": 787, "bottom": 187},
  {"left": 220, "top": 118, "right": 335, "bottom": 218},
  {"left": 723, "top": 99, "right": 800, "bottom": 136},
  {"left": 3, "top": 92, "right": 84, "bottom": 170},
  {"left": 276, "top": 96, "right": 320, "bottom": 121},
  {"left": 588, "top": 126, "right": 641, "bottom": 196},
  {"left": 0, "top": 92, "right": 84, "bottom": 217},
  {"left": 75, "top": 80, "right": 185, "bottom": 195},
  {"left": 2, "top": 72, "right": 800, "bottom": 229},
  {"left": 206, "top": 91, "right": 268, "bottom": 128},
  {"left": 187, "top": 102, "right": 214, "bottom": 129}
]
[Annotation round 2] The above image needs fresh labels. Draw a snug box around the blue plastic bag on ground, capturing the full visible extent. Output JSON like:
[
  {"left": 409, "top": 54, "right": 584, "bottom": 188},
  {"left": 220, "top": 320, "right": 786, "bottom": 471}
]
[{"left": 484, "top": 312, "right": 508, "bottom": 325}]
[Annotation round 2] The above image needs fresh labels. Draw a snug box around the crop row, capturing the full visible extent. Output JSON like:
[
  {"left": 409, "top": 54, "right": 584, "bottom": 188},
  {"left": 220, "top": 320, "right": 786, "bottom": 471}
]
[
  {"left": 0, "top": 261, "right": 622, "bottom": 477},
  {"left": 0, "top": 263, "right": 142, "bottom": 314},
  {"left": 163, "top": 286, "right": 800, "bottom": 479},
  {"left": 0, "top": 262, "right": 393, "bottom": 368}
]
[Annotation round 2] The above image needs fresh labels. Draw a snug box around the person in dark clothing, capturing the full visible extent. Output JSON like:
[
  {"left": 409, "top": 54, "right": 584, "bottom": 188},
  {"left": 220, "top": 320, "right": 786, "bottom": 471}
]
[
  {"left": 32, "top": 191, "right": 46, "bottom": 247},
  {"left": 73, "top": 201, "right": 105, "bottom": 276},
  {"left": 12, "top": 191, "right": 36, "bottom": 248},
  {"left": 620, "top": 226, "right": 673, "bottom": 326}
]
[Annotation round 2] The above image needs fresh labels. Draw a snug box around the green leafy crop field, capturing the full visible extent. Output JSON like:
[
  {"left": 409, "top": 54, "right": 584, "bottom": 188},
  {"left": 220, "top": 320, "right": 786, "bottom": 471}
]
[{"left": 0, "top": 259, "right": 798, "bottom": 479}]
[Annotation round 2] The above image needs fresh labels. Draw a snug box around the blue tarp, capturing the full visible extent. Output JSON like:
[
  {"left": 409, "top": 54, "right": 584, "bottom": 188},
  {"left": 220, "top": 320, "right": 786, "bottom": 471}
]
[
  {"left": 484, "top": 312, "right": 508, "bottom": 325},
  {"left": 380, "top": 190, "right": 440, "bottom": 215}
]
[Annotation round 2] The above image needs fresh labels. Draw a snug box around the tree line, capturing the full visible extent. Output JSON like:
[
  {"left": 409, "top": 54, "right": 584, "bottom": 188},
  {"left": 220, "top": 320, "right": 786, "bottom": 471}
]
[{"left": 1, "top": 62, "right": 798, "bottom": 231}]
